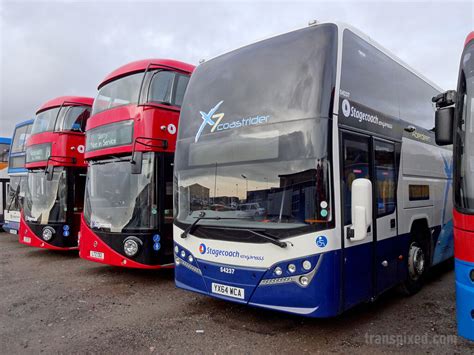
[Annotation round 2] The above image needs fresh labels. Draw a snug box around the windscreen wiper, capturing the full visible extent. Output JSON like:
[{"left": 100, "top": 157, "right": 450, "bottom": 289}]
[
  {"left": 180, "top": 212, "right": 251, "bottom": 239},
  {"left": 244, "top": 229, "right": 287, "bottom": 248}
]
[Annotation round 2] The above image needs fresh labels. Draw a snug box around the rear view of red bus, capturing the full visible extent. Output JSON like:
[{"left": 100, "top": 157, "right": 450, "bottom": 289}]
[
  {"left": 434, "top": 32, "right": 474, "bottom": 341},
  {"left": 19, "top": 96, "right": 93, "bottom": 250},
  {"left": 79, "top": 59, "right": 194, "bottom": 268}
]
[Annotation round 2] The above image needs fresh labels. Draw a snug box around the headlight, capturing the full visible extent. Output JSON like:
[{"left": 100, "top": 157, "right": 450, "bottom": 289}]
[
  {"left": 288, "top": 264, "right": 296, "bottom": 273},
  {"left": 188, "top": 255, "right": 194, "bottom": 263},
  {"left": 174, "top": 245, "right": 179, "bottom": 254},
  {"left": 180, "top": 250, "right": 186, "bottom": 258},
  {"left": 274, "top": 267, "right": 283, "bottom": 276},
  {"left": 42, "top": 227, "right": 54, "bottom": 241},
  {"left": 302, "top": 260, "right": 312, "bottom": 271},
  {"left": 123, "top": 238, "right": 140, "bottom": 257}
]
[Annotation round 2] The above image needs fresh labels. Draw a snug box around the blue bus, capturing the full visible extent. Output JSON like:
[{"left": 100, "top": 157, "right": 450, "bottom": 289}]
[
  {"left": 0, "top": 136, "right": 12, "bottom": 228},
  {"left": 3, "top": 120, "right": 33, "bottom": 234},
  {"left": 172, "top": 22, "right": 454, "bottom": 317}
]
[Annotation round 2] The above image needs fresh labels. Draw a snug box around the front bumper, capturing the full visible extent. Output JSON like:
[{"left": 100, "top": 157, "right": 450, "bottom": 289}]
[{"left": 174, "top": 242, "right": 341, "bottom": 317}]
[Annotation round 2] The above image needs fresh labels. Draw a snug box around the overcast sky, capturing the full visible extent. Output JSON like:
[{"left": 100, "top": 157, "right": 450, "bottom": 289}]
[{"left": 0, "top": 0, "right": 473, "bottom": 137}]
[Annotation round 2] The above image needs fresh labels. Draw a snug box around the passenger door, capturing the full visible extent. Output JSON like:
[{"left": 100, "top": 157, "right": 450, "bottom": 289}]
[
  {"left": 341, "top": 132, "right": 373, "bottom": 309},
  {"left": 341, "top": 132, "right": 398, "bottom": 310}
]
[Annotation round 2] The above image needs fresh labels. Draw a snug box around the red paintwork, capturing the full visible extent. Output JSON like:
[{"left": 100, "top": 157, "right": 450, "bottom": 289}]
[
  {"left": 18, "top": 213, "right": 78, "bottom": 250},
  {"left": 20, "top": 96, "right": 93, "bottom": 251},
  {"left": 79, "top": 215, "right": 173, "bottom": 269},
  {"left": 99, "top": 59, "right": 195, "bottom": 89},
  {"left": 464, "top": 32, "right": 474, "bottom": 48},
  {"left": 453, "top": 209, "right": 474, "bottom": 263},
  {"left": 26, "top": 132, "right": 87, "bottom": 169},
  {"left": 80, "top": 59, "right": 194, "bottom": 268},
  {"left": 36, "top": 96, "right": 94, "bottom": 114}
]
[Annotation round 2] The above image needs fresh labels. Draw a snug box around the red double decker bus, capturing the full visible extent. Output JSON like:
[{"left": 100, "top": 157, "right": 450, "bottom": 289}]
[
  {"left": 434, "top": 32, "right": 474, "bottom": 341},
  {"left": 19, "top": 96, "right": 93, "bottom": 250},
  {"left": 80, "top": 59, "right": 194, "bottom": 268}
]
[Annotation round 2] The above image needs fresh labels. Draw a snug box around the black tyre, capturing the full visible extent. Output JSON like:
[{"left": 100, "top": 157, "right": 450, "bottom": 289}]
[{"left": 399, "top": 234, "right": 430, "bottom": 296}]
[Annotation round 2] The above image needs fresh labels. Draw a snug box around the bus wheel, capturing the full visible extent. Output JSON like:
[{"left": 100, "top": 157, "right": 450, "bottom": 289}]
[{"left": 399, "top": 241, "right": 428, "bottom": 296}]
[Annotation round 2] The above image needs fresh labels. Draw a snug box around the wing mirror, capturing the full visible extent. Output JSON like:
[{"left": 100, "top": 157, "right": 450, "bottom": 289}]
[
  {"left": 433, "top": 90, "right": 456, "bottom": 146},
  {"left": 435, "top": 107, "right": 454, "bottom": 146},
  {"left": 348, "top": 178, "right": 372, "bottom": 242}
]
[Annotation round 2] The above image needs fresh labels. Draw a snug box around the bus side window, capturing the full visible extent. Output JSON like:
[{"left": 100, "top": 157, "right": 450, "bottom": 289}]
[
  {"left": 148, "top": 71, "right": 175, "bottom": 105},
  {"left": 74, "top": 171, "right": 87, "bottom": 212},
  {"left": 342, "top": 135, "right": 370, "bottom": 225},
  {"left": 374, "top": 141, "right": 396, "bottom": 216}
]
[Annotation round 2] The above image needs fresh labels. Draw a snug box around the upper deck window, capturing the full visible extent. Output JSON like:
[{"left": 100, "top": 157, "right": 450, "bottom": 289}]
[
  {"left": 11, "top": 123, "right": 32, "bottom": 154},
  {"left": 340, "top": 30, "right": 439, "bottom": 129},
  {"left": 92, "top": 70, "right": 191, "bottom": 116},
  {"left": 0, "top": 143, "right": 9, "bottom": 162},
  {"left": 92, "top": 72, "right": 143, "bottom": 115},
  {"left": 31, "top": 106, "right": 91, "bottom": 135}
]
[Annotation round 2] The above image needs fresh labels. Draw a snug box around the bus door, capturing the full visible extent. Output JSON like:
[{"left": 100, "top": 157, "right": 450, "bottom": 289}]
[
  {"left": 341, "top": 131, "right": 398, "bottom": 310},
  {"left": 157, "top": 153, "right": 174, "bottom": 260}
]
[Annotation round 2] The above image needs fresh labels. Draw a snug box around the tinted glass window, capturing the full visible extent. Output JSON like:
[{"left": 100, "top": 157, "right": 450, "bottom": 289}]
[
  {"left": 374, "top": 141, "right": 396, "bottom": 216},
  {"left": 92, "top": 72, "right": 143, "bottom": 115},
  {"left": 32, "top": 108, "right": 60, "bottom": 135},
  {"left": 57, "top": 106, "right": 91, "bottom": 132},
  {"left": 0, "top": 143, "right": 9, "bottom": 162},
  {"left": 178, "top": 24, "right": 338, "bottom": 140},
  {"left": 149, "top": 71, "right": 174, "bottom": 104},
  {"left": 11, "top": 124, "right": 32, "bottom": 153},
  {"left": 455, "top": 42, "right": 474, "bottom": 210},
  {"left": 342, "top": 134, "right": 370, "bottom": 225},
  {"left": 174, "top": 74, "right": 190, "bottom": 107},
  {"left": 340, "top": 30, "right": 399, "bottom": 119},
  {"left": 341, "top": 30, "right": 439, "bottom": 129},
  {"left": 397, "top": 68, "right": 439, "bottom": 129}
]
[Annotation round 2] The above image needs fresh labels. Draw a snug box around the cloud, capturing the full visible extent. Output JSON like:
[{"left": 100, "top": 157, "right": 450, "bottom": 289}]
[{"left": 0, "top": 0, "right": 472, "bottom": 136}]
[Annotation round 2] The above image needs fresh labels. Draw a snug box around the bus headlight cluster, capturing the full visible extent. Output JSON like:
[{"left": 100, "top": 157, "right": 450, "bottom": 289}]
[
  {"left": 42, "top": 227, "right": 55, "bottom": 241},
  {"left": 123, "top": 237, "right": 142, "bottom": 257}
]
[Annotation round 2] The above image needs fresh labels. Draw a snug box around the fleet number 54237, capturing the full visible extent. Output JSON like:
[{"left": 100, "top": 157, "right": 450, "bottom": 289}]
[{"left": 220, "top": 267, "right": 235, "bottom": 274}]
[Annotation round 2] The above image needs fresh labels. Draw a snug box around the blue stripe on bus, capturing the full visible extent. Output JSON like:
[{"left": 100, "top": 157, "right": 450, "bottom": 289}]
[{"left": 455, "top": 258, "right": 474, "bottom": 341}]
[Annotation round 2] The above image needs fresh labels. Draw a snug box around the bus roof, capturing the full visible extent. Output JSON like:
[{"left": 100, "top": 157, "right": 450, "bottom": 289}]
[
  {"left": 0, "top": 137, "right": 11, "bottom": 144},
  {"left": 36, "top": 96, "right": 94, "bottom": 114},
  {"left": 200, "top": 21, "right": 443, "bottom": 93},
  {"left": 465, "top": 32, "right": 474, "bottom": 48},
  {"left": 15, "top": 119, "right": 34, "bottom": 128},
  {"left": 98, "top": 59, "right": 196, "bottom": 89}
]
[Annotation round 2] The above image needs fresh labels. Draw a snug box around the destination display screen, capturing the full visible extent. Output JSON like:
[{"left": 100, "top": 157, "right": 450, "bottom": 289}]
[
  {"left": 86, "top": 120, "right": 134, "bottom": 151},
  {"left": 26, "top": 143, "right": 51, "bottom": 163}
]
